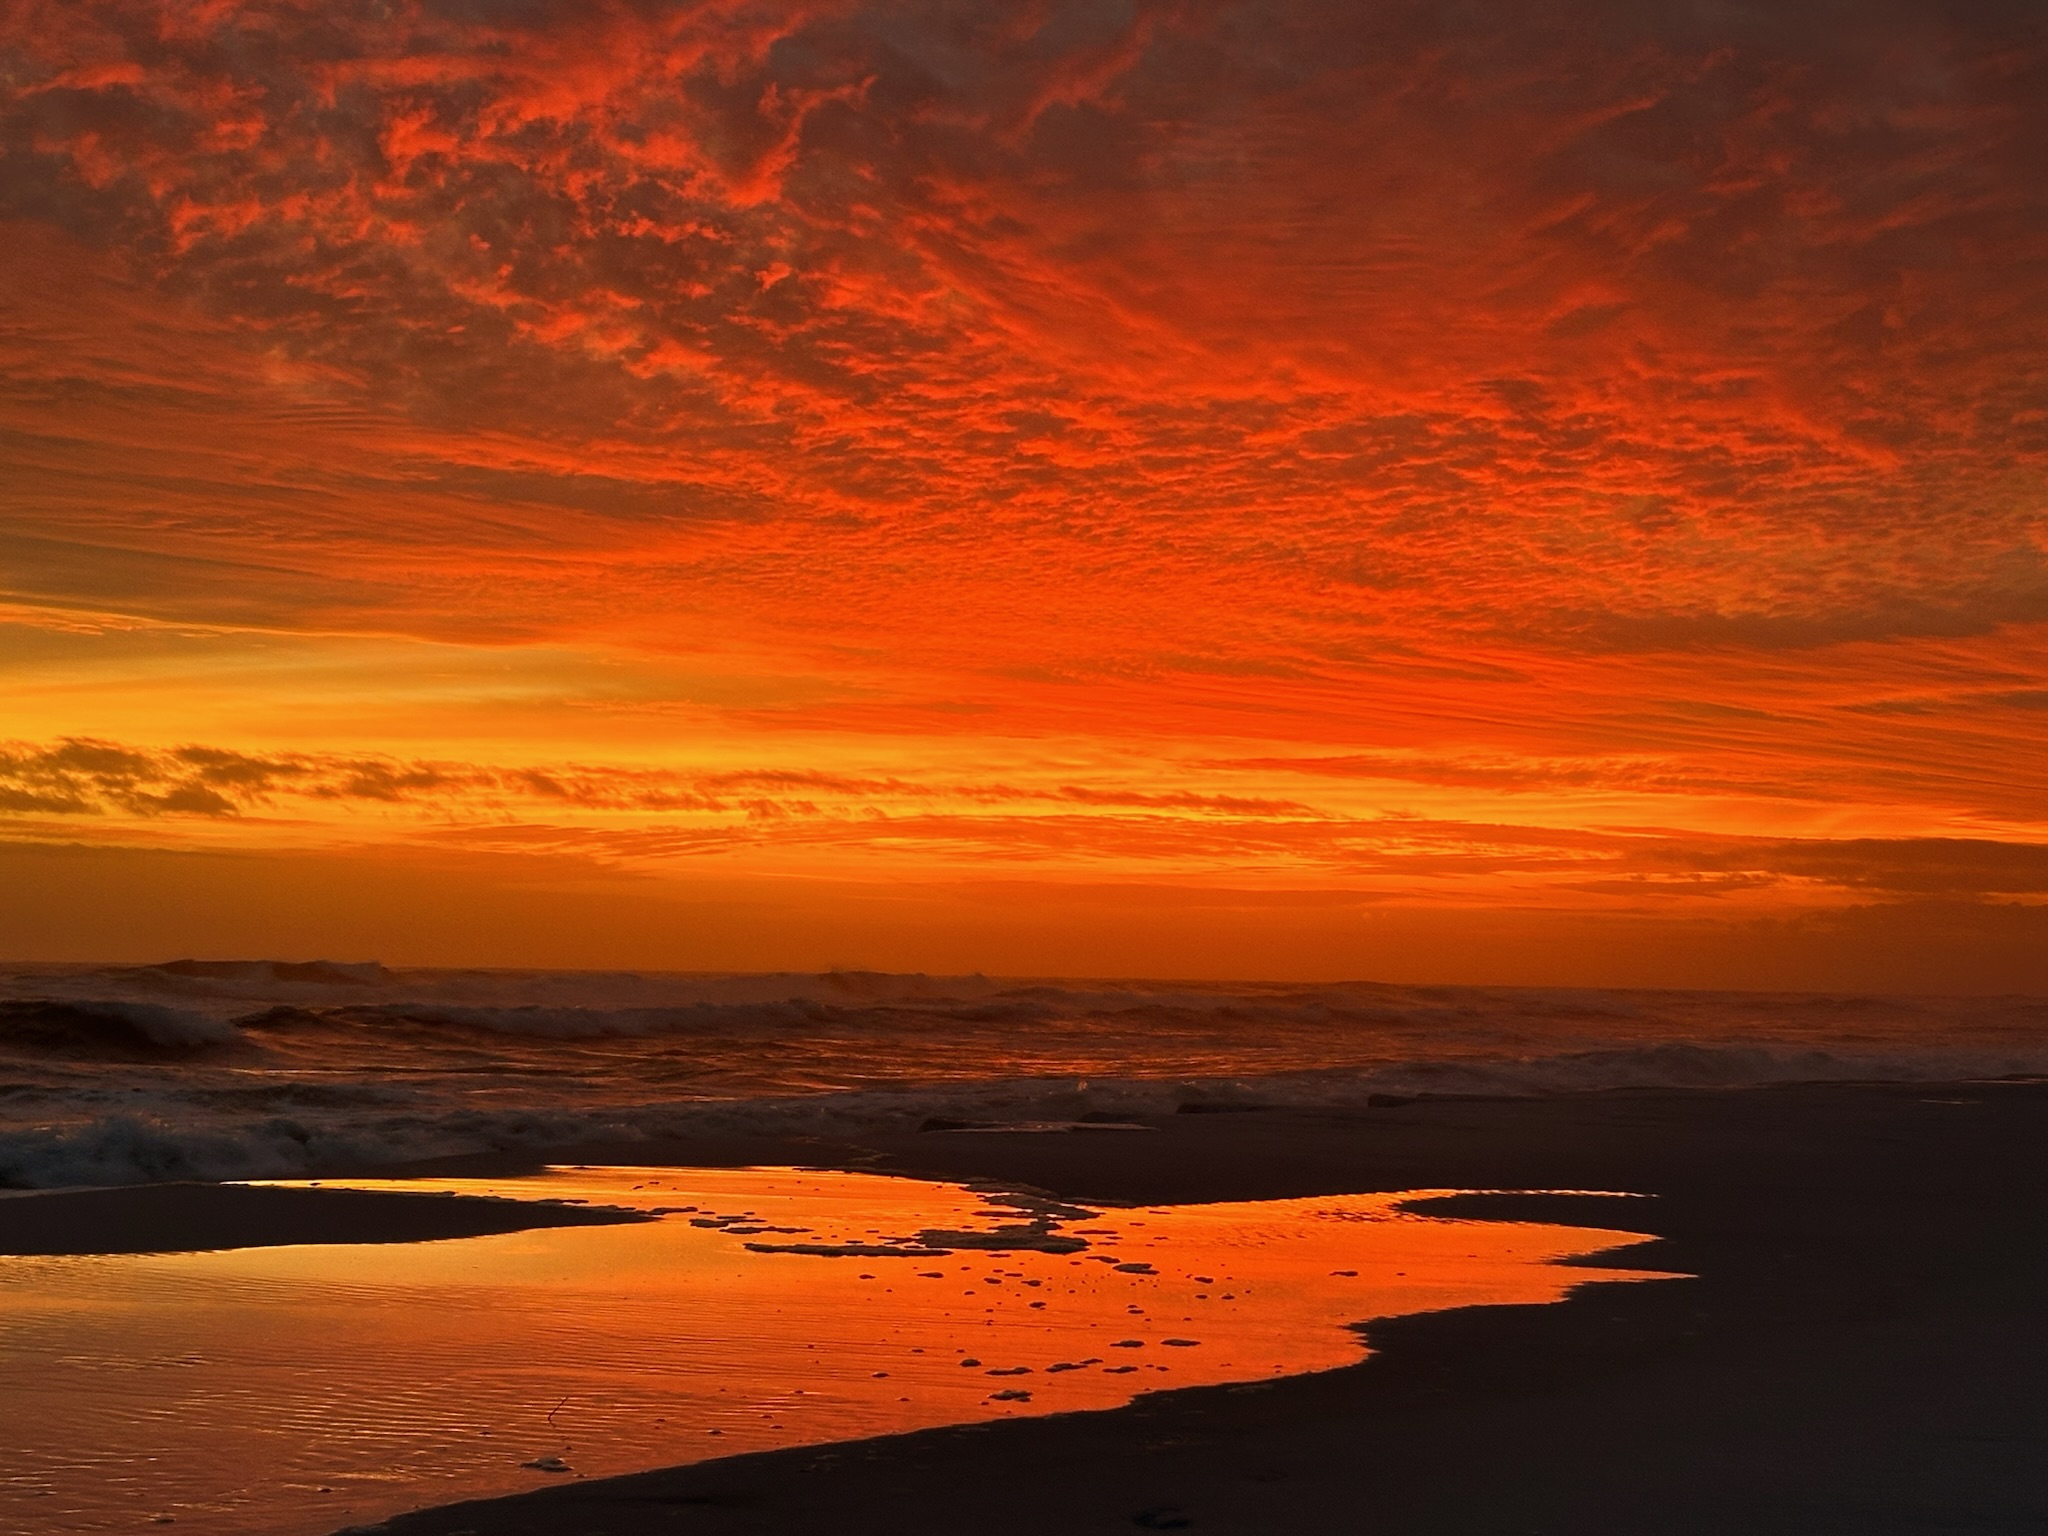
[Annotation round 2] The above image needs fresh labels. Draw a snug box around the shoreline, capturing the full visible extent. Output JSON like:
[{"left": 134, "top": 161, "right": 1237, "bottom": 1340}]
[
  {"left": 9, "top": 1080, "right": 2044, "bottom": 1533},
  {"left": 342, "top": 1079, "right": 2048, "bottom": 1535}
]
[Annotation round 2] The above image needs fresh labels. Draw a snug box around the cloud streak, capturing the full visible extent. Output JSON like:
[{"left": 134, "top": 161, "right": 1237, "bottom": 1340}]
[
  {"left": 5, "top": 1, "right": 2045, "bottom": 645},
  {"left": 6, "top": 736, "right": 2046, "bottom": 922},
  {"left": 0, "top": 1, "right": 2043, "bottom": 976}
]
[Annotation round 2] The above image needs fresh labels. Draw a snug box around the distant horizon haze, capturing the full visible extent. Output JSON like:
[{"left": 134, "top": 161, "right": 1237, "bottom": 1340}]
[{"left": 4, "top": 840, "right": 2045, "bottom": 994}]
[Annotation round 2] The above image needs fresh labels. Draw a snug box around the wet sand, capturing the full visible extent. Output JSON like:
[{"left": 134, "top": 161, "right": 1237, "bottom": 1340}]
[
  {"left": 0, "top": 1179, "right": 650, "bottom": 1255},
  {"left": 335, "top": 1080, "right": 2048, "bottom": 1535},
  {"left": 10, "top": 1083, "right": 2043, "bottom": 1532}
]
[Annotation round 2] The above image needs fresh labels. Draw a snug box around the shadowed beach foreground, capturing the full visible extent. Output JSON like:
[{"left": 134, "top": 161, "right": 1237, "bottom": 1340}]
[
  {"left": 0, "top": 1180, "right": 652, "bottom": 1256},
  {"left": 320, "top": 1080, "right": 2048, "bottom": 1536}
]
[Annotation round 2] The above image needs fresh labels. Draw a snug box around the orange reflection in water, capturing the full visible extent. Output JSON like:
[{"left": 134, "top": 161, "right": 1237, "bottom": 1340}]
[{"left": 0, "top": 1167, "right": 1669, "bottom": 1534}]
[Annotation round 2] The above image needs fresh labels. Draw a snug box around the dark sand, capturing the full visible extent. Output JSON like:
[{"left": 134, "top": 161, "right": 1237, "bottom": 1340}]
[
  {"left": 20, "top": 1082, "right": 2045, "bottom": 1532},
  {"left": 330, "top": 1081, "right": 2048, "bottom": 1534},
  {"left": 0, "top": 1179, "right": 650, "bottom": 1255}
]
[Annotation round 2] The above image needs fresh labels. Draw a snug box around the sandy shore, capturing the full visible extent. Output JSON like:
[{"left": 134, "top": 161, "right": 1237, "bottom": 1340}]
[
  {"left": 0, "top": 1179, "right": 650, "bottom": 1255},
  {"left": 15, "top": 1081, "right": 2047, "bottom": 1532},
  {"left": 325, "top": 1080, "right": 2048, "bottom": 1535}
]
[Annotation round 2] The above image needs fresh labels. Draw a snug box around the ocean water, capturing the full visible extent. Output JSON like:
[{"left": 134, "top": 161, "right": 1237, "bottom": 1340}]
[{"left": 3, "top": 960, "right": 2046, "bottom": 1189}]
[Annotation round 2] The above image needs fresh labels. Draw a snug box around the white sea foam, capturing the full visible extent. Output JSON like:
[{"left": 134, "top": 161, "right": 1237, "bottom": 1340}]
[{"left": 1, "top": 962, "right": 2043, "bottom": 1187}]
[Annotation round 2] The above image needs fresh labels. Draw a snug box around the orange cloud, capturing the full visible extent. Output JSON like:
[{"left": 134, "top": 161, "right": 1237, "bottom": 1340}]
[{"left": 0, "top": 1, "right": 2043, "bottom": 980}]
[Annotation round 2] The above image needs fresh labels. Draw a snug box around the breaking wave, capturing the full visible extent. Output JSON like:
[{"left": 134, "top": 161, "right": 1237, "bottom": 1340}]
[
  {"left": 1, "top": 961, "right": 2044, "bottom": 1187},
  {"left": 0, "top": 999, "right": 243, "bottom": 1057}
]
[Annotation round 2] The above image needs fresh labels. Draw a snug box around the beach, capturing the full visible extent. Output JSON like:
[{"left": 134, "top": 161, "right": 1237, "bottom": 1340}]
[
  {"left": 369, "top": 1082, "right": 2048, "bottom": 1534},
  {"left": 0, "top": 1180, "right": 651, "bottom": 1257},
  {"left": 13, "top": 1078, "right": 2044, "bottom": 1534},
  {"left": 10, "top": 0, "right": 2048, "bottom": 1528}
]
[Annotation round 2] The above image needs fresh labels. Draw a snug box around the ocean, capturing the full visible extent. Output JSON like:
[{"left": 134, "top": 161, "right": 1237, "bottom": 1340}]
[{"left": 4, "top": 960, "right": 2046, "bottom": 1189}]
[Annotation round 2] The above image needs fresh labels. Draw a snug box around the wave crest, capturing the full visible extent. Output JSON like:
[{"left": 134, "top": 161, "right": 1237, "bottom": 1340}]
[{"left": 0, "top": 1000, "right": 243, "bottom": 1057}]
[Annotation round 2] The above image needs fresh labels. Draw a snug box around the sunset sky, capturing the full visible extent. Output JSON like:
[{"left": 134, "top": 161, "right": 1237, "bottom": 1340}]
[{"left": 2, "top": 0, "right": 2045, "bottom": 986}]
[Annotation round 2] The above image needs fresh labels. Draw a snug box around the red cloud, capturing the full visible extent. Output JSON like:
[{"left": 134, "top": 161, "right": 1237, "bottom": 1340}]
[{"left": 0, "top": 0, "right": 2043, "bottom": 975}]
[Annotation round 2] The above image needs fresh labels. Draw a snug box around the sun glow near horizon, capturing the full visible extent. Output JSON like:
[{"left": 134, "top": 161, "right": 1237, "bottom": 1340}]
[{"left": 2, "top": 0, "right": 2046, "bottom": 986}]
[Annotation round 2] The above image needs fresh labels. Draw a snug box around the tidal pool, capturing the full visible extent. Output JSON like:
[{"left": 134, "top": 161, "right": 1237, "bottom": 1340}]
[{"left": 0, "top": 1166, "right": 1668, "bottom": 1534}]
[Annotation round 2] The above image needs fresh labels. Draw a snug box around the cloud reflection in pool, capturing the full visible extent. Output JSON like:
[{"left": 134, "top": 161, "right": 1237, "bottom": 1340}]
[{"left": 0, "top": 1166, "right": 1670, "bottom": 1533}]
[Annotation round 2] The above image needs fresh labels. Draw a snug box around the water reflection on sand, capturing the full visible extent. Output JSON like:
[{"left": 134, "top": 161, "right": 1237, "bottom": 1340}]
[{"left": 0, "top": 1166, "right": 1668, "bottom": 1534}]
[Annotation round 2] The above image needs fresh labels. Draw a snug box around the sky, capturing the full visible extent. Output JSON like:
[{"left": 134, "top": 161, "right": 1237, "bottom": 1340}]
[{"left": 2, "top": 0, "right": 2046, "bottom": 987}]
